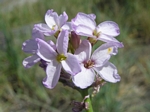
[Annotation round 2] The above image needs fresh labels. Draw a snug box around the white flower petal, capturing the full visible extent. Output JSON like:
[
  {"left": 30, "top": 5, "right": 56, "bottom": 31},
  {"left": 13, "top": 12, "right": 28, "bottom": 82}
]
[
  {"left": 23, "top": 55, "right": 40, "bottom": 68},
  {"left": 34, "top": 23, "right": 55, "bottom": 36},
  {"left": 56, "top": 30, "right": 69, "bottom": 55},
  {"left": 22, "top": 39, "right": 38, "bottom": 54},
  {"left": 74, "top": 25, "right": 94, "bottom": 37},
  {"left": 61, "top": 53, "right": 81, "bottom": 75},
  {"left": 43, "top": 61, "right": 62, "bottom": 89},
  {"left": 36, "top": 38, "right": 57, "bottom": 62},
  {"left": 32, "top": 28, "right": 45, "bottom": 39},
  {"left": 72, "top": 65, "right": 95, "bottom": 89},
  {"left": 98, "top": 34, "right": 124, "bottom": 48},
  {"left": 62, "top": 22, "right": 72, "bottom": 31},
  {"left": 47, "top": 40, "right": 56, "bottom": 50},
  {"left": 97, "top": 21, "right": 120, "bottom": 37},
  {"left": 91, "top": 43, "right": 118, "bottom": 67},
  {"left": 75, "top": 40, "right": 91, "bottom": 63},
  {"left": 58, "top": 11, "right": 68, "bottom": 27},
  {"left": 45, "top": 9, "right": 58, "bottom": 29},
  {"left": 95, "top": 62, "right": 121, "bottom": 83},
  {"left": 72, "top": 12, "right": 96, "bottom": 29}
]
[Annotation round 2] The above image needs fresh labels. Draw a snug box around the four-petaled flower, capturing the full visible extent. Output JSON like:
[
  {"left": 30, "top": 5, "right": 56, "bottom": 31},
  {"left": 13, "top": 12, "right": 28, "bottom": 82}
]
[
  {"left": 72, "top": 40, "right": 121, "bottom": 89},
  {"left": 34, "top": 9, "right": 71, "bottom": 36},
  {"left": 72, "top": 12, "right": 123, "bottom": 46},
  {"left": 36, "top": 30, "right": 81, "bottom": 89}
]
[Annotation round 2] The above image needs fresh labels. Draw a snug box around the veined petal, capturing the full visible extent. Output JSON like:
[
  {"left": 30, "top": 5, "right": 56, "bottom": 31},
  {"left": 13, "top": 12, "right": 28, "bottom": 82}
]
[
  {"left": 22, "top": 39, "right": 38, "bottom": 54},
  {"left": 74, "top": 25, "right": 94, "bottom": 38},
  {"left": 72, "top": 65, "right": 95, "bottom": 89},
  {"left": 32, "top": 28, "right": 45, "bottom": 39},
  {"left": 98, "top": 34, "right": 124, "bottom": 48},
  {"left": 95, "top": 62, "right": 121, "bottom": 83},
  {"left": 23, "top": 55, "right": 40, "bottom": 68},
  {"left": 72, "top": 12, "right": 96, "bottom": 29},
  {"left": 75, "top": 40, "right": 91, "bottom": 63},
  {"left": 91, "top": 43, "right": 118, "bottom": 67},
  {"left": 61, "top": 53, "right": 81, "bottom": 75},
  {"left": 47, "top": 40, "right": 56, "bottom": 50},
  {"left": 58, "top": 11, "right": 68, "bottom": 28},
  {"left": 36, "top": 38, "right": 57, "bottom": 62},
  {"left": 97, "top": 21, "right": 120, "bottom": 37},
  {"left": 62, "top": 22, "right": 72, "bottom": 31},
  {"left": 43, "top": 60, "right": 62, "bottom": 89},
  {"left": 45, "top": 9, "right": 58, "bottom": 29},
  {"left": 87, "top": 13, "right": 96, "bottom": 20},
  {"left": 34, "top": 23, "right": 56, "bottom": 36},
  {"left": 56, "top": 30, "right": 69, "bottom": 55}
]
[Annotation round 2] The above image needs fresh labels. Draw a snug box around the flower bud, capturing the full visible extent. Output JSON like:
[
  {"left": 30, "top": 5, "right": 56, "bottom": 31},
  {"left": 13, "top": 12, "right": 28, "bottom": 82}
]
[{"left": 70, "top": 31, "right": 81, "bottom": 50}]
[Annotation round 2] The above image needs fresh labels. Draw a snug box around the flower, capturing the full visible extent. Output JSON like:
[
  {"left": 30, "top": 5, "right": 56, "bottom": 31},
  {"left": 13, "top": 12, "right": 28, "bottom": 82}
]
[
  {"left": 72, "top": 12, "right": 123, "bottom": 46},
  {"left": 72, "top": 40, "right": 121, "bottom": 89},
  {"left": 22, "top": 28, "right": 45, "bottom": 68},
  {"left": 36, "top": 30, "right": 81, "bottom": 89},
  {"left": 34, "top": 9, "right": 71, "bottom": 36}
]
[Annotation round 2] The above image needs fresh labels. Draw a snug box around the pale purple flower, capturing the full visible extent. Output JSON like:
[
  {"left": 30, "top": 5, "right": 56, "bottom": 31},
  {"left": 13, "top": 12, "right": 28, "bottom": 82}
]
[
  {"left": 72, "top": 12, "right": 123, "bottom": 47},
  {"left": 34, "top": 9, "right": 71, "bottom": 36},
  {"left": 22, "top": 28, "right": 45, "bottom": 68},
  {"left": 36, "top": 30, "right": 81, "bottom": 89},
  {"left": 72, "top": 40, "right": 121, "bottom": 89}
]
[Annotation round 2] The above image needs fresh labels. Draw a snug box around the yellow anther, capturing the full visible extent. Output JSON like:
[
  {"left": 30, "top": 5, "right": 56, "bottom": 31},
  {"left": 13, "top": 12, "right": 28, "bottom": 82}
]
[
  {"left": 93, "top": 29, "right": 100, "bottom": 37},
  {"left": 52, "top": 25, "right": 56, "bottom": 30},
  {"left": 107, "top": 47, "right": 113, "bottom": 54}
]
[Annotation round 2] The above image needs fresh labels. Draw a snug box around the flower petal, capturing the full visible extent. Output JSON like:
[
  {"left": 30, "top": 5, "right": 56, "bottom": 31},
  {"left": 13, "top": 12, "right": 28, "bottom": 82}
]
[
  {"left": 91, "top": 43, "right": 118, "bottom": 67},
  {"left": 36, "top": 38, "right": 57, "bottom": 62},
  {"left": 45, "top": 9, "right": 58, "bottom": 29},
  {"left": 23, "top": 55, "right": 40, "bottom": 68},
  {"left": 75, "top": 40, "right": 91, "bottom": 63},
  {"left": 62, "top": 22, "right": 72, "bottom": 31},
  {"left": 32, "top": 28, "right": 45, "bottom": 39},
  {"left": 97, "top": 21, "right": 120, "bottom": 37},
  {"left": 47, "top": 40, "right": 56, "bottom": 50},
  {"left": 72, "top": 65, "right": 95, "bottom": 89},
  {"left": 43, "top": 61, "right": 62, "bottom": 89},
  {"left": 56, "top": 30, "right": 69, "bottom": 55},
  {"left": 22, "top": 39, "right": 38, "bottom": 54},
  {"left": 95, "top": 62, "right": 121, "bottom": 83},
  {"left": 58, "top": 11, "right": 68, "bottom": 27},
  {"left": 87, "top": 13, "right": 96, "bottom": 20},
  {"left": 98, "top": 34, "right": 124, "bottom": 48},
  {"left": 34, "top": 23, "right": 56, "bottom": 36},
  {"left": 72, "top": 12, "right": 96, "bottom": 29},
  {"left": 74, "top": 25, "right": 94, "bottom": 38},
  {"left": 61, "top": 53, "right": 81, "bottom": 75}
]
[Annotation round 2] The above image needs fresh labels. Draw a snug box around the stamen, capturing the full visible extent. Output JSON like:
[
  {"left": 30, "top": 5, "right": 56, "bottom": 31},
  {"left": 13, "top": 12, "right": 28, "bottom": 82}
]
[
  {"left": 93, "top": 29, "right": 100, "bottom": 37},
  {"left": 84, "top": 60, "right": 95, "bottom": 69},
  {"left": 52, "top": 25, "right": 56, "bottom": 30},
  {"left": 56, "top": 54, "right": 67, "bottom": 62},
  {"left": 107, "top": 47, "right": 113, "bottom": 54}
]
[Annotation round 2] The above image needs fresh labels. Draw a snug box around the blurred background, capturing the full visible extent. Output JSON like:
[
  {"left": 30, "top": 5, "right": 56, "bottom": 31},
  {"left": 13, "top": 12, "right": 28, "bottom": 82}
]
[{"left": 0, "top": 0, "right": 150, "bottom": 112}]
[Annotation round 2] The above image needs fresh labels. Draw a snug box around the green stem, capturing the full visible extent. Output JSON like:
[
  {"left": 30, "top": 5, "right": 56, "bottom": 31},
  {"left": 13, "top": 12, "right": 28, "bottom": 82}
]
[{"left": 81, "top": 89, "right": 94, "bottom": 112}]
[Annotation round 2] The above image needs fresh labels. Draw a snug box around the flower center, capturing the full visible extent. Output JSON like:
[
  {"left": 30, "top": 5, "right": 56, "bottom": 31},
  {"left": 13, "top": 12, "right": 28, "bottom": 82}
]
[
  {"left": 52, "top": 25, "right": 56, "bottom": 30},
  {"left": 84, "top": 60, "right": 95, "bottom": 69},
  {"left": 107, "top": 47, "right": 113, "bottom": 54},
  {"left": 93, "top": 29, "right": 100, "bottom": 37},
  {"left": 56, "top": 54, "right": 67, "bottom": 62}
]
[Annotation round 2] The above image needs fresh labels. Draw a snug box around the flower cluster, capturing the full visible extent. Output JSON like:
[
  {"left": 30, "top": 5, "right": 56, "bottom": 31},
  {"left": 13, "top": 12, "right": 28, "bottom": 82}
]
[{"left": 22, "top": 9, "right": 123, "bottom": 90}]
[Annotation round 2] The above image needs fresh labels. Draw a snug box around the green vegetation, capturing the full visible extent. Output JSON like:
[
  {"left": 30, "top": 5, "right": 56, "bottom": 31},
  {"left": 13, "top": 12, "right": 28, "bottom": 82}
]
[{"left": 0, "top": 0, "right": 150, "bottom": 111}]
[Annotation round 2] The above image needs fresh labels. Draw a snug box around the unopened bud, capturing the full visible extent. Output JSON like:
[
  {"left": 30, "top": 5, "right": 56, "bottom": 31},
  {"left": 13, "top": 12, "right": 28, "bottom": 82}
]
[{"left": 70, "top": 31, "right": 81, "bottom": 50}]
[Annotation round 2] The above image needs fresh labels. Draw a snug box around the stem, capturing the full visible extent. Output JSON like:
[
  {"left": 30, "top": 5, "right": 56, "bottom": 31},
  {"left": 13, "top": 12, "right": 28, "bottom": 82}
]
[{"left": 81, "top": 89, "right": 94, "bottom": 112}]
